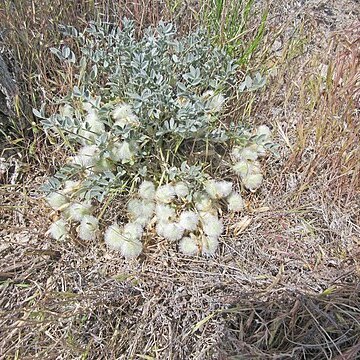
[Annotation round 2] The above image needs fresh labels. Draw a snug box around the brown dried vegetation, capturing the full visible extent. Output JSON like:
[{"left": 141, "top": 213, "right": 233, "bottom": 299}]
[{"left": 0, "top": 0, "right": 359, "bottom": 359}]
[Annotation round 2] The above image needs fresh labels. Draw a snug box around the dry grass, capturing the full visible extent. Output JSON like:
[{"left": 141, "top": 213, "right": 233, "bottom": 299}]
[{"left": 1, "top": 0, "right": 360, "bottom": 359}]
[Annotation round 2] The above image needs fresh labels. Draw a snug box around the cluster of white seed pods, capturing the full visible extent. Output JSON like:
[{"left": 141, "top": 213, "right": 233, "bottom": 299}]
[
  {"left": 100, "top": 177, "right": 246, "bottom": 258},
  {"left": 45, "top": 181, "right": 97, "bottom": 241},
  {"left": 45, "top": 176, "right": 248, "bottom": 259},
  {"left": 45, "top": 101, "right": 272, "bottom": 259},
  {"left": 232, "top": 125, "right": 272, "bottom": 191}
]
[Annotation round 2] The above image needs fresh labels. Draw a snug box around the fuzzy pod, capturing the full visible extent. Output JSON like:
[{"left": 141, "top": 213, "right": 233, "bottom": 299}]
[
  {"left": 110, "top": 141, "right": 134, "bottom": 163},
  {"left": 201, "top": 213, "right": 223, "bottom": 238},
  {"left": 243, "top": 173, "right": 263, "bottom": 191},
  {"left": 120, "top": 239, "right": 143, "bottom": 259},
  {"left": 114, "top": 114, "right": 139, "bottom": 128},
  {"left": 227, "top": 192, "right": 245, "bottom": 212},
  {"left": 155, "top": 204, "right": 176, "bottom": 222},
  {"left": 46, "top": 192, "right": 69, "bottom": 211},
  {"left": 123, "top": 222, "right": 144, "bottom": 240},
  {"left": 239, "top": 147, "right": 259, "bottom": 161},
  {"left": 61, "top": 104, "right": 74, "bottom": 118},
  {"left": 104, "top": 222, "right": 143, "bottom": 258},
  {"left": 128, "top": 199, "right": 155, "bottom": 226},
  {"left": 248, "top": 143, "right": 267, "bottom": 157},
  {"left": 233, "top": 160, "right": 261, "bottom": 178},
  {"left": 156, "top": 221, "right": 184, "bottom": 242},
  {"left": 78, "top": 110, "right": 105, "bottom": 143},
  {"left": 78, "top": 215, "right": 99, "bottom": 241},
  {"left": 203, "top": 90, "right": 225, "bottom": 112},
  {"left": 178, "top": 210, "right": 199, "bottom": 231},
  {"left": 155, "top": 184, "right": 176, "bottom": 203},
  {"left": 201, "top": 235, "right": 219, "bottom": 256},
  {"left": 174, "top": 182, "right": 189, "bottom": 198},
  {"left": 112, "top": 103, "right": 133, "bottom": 120},
  {"left": 194, "top": 192, "right": 213, "bottom": 212},
  {"left": 63, "top": 180, "right": 81, "bottom": 194},
  {"left": 138, "top": 181, "right": 156, "bottom": 201},
  {"left": 48, "top": 218, "right": 68, "bottom": 240},
  {"left": 127, "top": 199, "right": 143, "bottom": 218},
  {"left": 133, "top": 201, "right": 155, "bottom": 226},
  {"left": 68, "top": 201, "right": 93, "bottom": 222},
  {"left": 72, "top": 145, "right": 99, "bottom": 168},
  {"left": 104, "top": 223, "right": 123, "bottom": 250},
  {"left": 256, "top": 125, "right": 271, "bottom": 143},
  {"left": 233, "top": 160, "right": 250, "bottom": 178},
  {"left": 205, "top": 180, "right": 233, "bottom": 199},
  {"left": 179, "top": 235, "right": 199, "bottom": 256}
]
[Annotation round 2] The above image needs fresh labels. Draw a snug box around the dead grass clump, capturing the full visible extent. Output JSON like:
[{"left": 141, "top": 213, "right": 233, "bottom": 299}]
[
  {"left": 0, "top": 0, "right": 195, "bottom": 103},
  {"left": 218, "top": 286, "right": 360, "bottom": 359},
  {"left": 286, "top": 24, "right": 360, "bottom": 206}
]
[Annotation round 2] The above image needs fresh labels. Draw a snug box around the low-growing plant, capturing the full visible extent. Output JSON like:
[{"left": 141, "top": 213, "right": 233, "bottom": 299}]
[{"left": 37, "top": 19, "right": 274, "bottom": 258}]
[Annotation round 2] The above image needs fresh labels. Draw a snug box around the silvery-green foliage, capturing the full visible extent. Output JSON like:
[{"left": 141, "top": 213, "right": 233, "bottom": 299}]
[
  {"left": 40, "top": 19, "right": 251, "bottom": 202},
  {"left": 39, "top": 19, "right": 275, "bottom": 258}
]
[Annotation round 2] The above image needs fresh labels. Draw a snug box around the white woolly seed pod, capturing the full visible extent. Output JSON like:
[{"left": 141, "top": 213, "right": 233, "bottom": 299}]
[
  {"left": 120, "top": 239, "right": 143, "bottom": 259},
  {"left": 78, "top": 110, "right": 105, "bottom": 143},
  {"left": 78, "top": 215, "right": 99, "bottom": 241},
  {"left": 227, "top": 192, "right": 244, "bottom": 212},
  {"left": 174, "top": 182, "right": 189, "bottom": 198},
  {"left": 233, "top": 160, "right": 250, "bottom": 178},
  {"left": 112, "top": 103, "right": 139, "bottom": 128},
  {"left": 104, "top": 222, "right": 143, "bottom": 258},
  {"left": 104, "top": 223, "right": 123, "bottom": 250},
  {"left": 156, "top": 221, "right": 184, "bottom": 242},
  {"left": 194, "top": 192, "right": 213, "bottom": 212},
  {"left": 114, "top": 114, "right": 139, "bottom": 128},
  {"left": 123, "top": 222, "right": 144, "bottom": 240},
  {"left": 256, "top": 125, "right": 271, "bottom": 142},
  {"left": 85, "top": 111, "right": 104, "bottom": 133},
  {"left": 239, "top": 147, "right": 259, "bottom": 161},
  {"left": 231, "top": 146, "right": 243, "bottom": 161},
  {"left": 179, "top": 235, "right": 199, "bottom": 256},
  {"left": 110, "top": 141, "right": 134, "bottom": 162},
  {"left": 138, "top": 181, "right": 156, "bottom": 201},
  {"left": 201, "top": 213, "right": 224, "bottom": 238},
  {"left": 155, "top": 204, "right": 176, "bottom": 222},
  {"left": 112, "top": 103, "right": 133, "bottom": 119},
  {"left": 155, "top": 222, "right": 165, "bottom": 238},
  {"left": 204, "top": 180, "right": 218, "bottom": 199},
  {"left": 179, "top": 210, "right": 199, "bottom": 231},
  {"left": 243, "top": 173, "right": 263, "bottom": 191},
  {"left": 127, "top": 199, "right": 143, "bottom": 218},
  {"left": 82, "top": 102, "right": 93, "bottom": 112},
  {"left": 202, "top": 90, "right": 214, "bottom": 99},
  {"left": 201, "top": 235, "right": 219, "bottom": 256},
  {"left": 68, "top": 201, "right": 93, "bottom": 222},
  {"left": 48, "top": 218, "right": 68, "bottom": 240},
  {"left": 46, "top": 192, "right": 69, "bottom": 211},
  {"left": 249, "top": 143, "right": 267, "bottom": 157},
  {"left": 134, "top": 201, "right": 155, "bottom": 226},
  {"left": 63, "top": 180, "right": 80, "bottom": 194},
  {"left": 155, "top": 184, "right": 176, "bottom": 203},
  {"left": 216, "top": 180, "right": 233, "bottom": 198},
  {"left": 204, "top": 180, "right": 233, "bottom": 199},
  {"left": 127, "top": 199, "right": 155, "bottom": 226},
  {"left": 72, "top": 145, "right": 99, "bottom": 168},
  {"left": 203, "top": 91, "right": 225, "bottom": 112}
]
